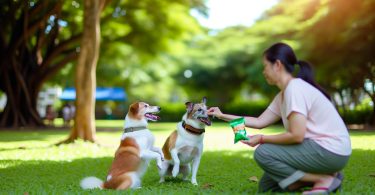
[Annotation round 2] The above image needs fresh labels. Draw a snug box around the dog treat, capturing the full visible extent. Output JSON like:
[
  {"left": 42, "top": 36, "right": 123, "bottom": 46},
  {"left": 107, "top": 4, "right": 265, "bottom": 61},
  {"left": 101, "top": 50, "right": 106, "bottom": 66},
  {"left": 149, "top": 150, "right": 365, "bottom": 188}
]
[{"left": 229, "top": 117, "right": 249, "bottom": 143}]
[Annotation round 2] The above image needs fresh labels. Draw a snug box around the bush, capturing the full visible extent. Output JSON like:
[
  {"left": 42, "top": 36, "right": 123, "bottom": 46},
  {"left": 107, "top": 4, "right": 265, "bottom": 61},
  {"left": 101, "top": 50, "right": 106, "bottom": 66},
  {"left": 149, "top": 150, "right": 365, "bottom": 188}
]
[
  {"left": 97, "top": 99, "right": 374, "bottom": 125},
  {"left": 158, "top": 102, "right": 186, "bottom": 122},
  {"left": 337, "top": 98, "right": 373, "bottom": 125},
  {"left": 339, "top": 108, "right": 372, "bottom": 125},
  {"left": 223, "top": 101, "right": 269, "bottom": 117}
]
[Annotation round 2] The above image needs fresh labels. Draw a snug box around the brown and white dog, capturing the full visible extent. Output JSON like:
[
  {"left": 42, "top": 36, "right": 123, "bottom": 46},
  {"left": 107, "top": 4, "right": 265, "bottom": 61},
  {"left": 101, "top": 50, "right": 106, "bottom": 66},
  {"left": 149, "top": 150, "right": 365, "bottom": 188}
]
[
  {"left": 80, "top": 102, "right": 164, "bottom": 190},
  {"left": 159, "top": 97, "right": 211, "bottom": 185}
]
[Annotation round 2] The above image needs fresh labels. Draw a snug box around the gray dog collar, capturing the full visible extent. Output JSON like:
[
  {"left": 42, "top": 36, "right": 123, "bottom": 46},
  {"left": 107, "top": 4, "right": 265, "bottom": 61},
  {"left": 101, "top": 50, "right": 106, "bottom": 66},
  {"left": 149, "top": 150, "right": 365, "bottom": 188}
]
[{"left": 123, "top": 126, "right": 147, "bottom": 133}]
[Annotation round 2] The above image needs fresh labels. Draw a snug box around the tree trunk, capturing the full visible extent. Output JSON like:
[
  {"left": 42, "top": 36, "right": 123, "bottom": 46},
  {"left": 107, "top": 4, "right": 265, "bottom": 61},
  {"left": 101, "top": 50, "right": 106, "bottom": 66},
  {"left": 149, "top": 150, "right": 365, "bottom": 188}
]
[
  {"left": 0, "top": 65, "right": 43, "bottom": 128},
  {"left": 61, "top": 0, "right": 107, "bottom": 143}
]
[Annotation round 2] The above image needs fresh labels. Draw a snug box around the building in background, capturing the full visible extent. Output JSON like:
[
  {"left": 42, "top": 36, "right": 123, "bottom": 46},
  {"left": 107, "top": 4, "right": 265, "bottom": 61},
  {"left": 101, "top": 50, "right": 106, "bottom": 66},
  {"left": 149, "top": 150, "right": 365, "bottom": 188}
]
[{"left": 37, "top": 87, "right": 62, "bottom": 118}]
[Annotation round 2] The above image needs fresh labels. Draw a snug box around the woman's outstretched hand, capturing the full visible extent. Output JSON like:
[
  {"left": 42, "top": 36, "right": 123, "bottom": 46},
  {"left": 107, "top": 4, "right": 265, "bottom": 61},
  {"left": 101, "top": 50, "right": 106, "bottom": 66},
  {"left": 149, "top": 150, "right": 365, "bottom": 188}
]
[
  {"left": 207, "top": 107, "right": 223, "bottom": 118},
  {"left": 241, "top": 134, "right": 263, "bottom": 147}
]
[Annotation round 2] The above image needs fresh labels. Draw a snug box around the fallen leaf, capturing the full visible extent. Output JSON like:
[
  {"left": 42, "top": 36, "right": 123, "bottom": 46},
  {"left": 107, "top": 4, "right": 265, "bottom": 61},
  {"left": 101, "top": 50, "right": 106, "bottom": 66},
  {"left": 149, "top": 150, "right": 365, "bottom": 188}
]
[
  {"left": 201, "top": 183, "right": 214, "bottom": 189},
  {"left": 248, "top": 176, "right": 259, "bottom": 183}
]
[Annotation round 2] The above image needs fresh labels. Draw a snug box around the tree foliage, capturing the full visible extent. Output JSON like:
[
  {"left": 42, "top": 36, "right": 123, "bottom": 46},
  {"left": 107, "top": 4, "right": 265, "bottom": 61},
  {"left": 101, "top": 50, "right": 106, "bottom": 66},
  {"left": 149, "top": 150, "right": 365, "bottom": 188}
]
[
  {"left": 0, "top": 0, "right": 206, "bottom": 128},
  {"left": 2, "top": 0, "right": 374, "bottom": 127},
  {"left": 180, "top": 0, "right": 375, "bottom": 115},
  {"left": 0, "top": 0, "right": 81, "bottom": 127}
]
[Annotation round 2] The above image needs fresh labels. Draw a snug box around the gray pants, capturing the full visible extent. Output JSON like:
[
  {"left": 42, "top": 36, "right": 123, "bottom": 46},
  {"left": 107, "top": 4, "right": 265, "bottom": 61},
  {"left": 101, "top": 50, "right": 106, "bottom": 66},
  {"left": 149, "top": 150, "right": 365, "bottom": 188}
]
[{"left": 254, "top": 139, "right": 350, "bottom": 192}]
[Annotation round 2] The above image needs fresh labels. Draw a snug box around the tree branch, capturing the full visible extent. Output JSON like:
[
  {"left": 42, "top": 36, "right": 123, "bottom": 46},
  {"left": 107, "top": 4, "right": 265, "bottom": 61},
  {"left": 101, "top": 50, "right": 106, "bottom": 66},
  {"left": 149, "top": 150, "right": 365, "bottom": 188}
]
[
  {"left": 45, "top": 14, "right": 61, "bottom": 57},
  {"left": 14, "top": 1, "right": 62, "bottom": 50},
  {"left": 35, "top": 29, "right": 46, "bottom": 64},
  {"left": 29, "top": 1, "right": 49, "bottom": 17},
  {"left": 6, "top": 0, "right": 23, "bottom": 30},
  {"left": 41, "top": 34, "right": 82, "bottom": 69},
  {"left": 101, "top": 0, "right": 112, "bottom": 12},
  {"left": 39, "top": 51, "right": 79, "bottom": 83}
]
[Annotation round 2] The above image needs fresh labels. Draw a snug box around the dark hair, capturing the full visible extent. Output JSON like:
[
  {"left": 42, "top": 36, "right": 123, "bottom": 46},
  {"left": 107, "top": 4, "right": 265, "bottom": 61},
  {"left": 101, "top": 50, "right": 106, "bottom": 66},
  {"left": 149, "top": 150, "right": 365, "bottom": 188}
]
[{"left": 263, "top": 42, "right": 331, "bottom": 100}]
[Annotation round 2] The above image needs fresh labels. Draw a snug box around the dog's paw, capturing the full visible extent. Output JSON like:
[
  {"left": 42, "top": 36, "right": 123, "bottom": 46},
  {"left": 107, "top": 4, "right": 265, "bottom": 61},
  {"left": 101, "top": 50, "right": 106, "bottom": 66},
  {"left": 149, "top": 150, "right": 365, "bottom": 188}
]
[
  {"left": 159, "top": 178, "right": 165, "bottom": 183},
  {"left": 172, "top": 165, "right": 179, "bottom": 177},
  {"left": 191, "top": 180, "right": 198, "bottom": 185}
]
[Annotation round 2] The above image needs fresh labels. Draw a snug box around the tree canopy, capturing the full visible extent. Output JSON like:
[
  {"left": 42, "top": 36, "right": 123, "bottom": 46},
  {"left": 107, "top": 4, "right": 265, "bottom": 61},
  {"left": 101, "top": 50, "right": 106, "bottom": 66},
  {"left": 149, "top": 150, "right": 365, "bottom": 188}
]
[
  {"left": 0, "top": 0, "right": 206, "bottom": 127},
  {"left": 1, "top": 0, "right": 375, "bottom": 127}
]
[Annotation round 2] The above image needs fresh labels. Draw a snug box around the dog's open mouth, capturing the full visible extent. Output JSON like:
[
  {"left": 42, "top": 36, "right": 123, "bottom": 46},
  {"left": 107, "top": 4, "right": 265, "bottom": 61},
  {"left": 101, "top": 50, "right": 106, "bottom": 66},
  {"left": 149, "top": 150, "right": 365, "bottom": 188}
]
[
  {"left": 198, "top": 117, "right": 211, "bottom": 126},
  {"left": 145, "top": 113, "right": 160, "bottom": 121}
]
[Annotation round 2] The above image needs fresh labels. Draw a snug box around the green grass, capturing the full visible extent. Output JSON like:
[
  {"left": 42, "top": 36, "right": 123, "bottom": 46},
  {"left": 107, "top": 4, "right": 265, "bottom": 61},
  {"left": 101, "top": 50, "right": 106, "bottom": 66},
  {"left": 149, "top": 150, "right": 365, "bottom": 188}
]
[{"left": 1, "top": 122, "right": 375, "bottom": 194}]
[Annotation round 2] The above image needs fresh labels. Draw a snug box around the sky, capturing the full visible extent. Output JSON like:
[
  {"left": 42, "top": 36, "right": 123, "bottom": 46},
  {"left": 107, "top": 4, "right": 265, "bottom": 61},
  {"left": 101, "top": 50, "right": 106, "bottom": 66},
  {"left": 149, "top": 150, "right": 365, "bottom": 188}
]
[{"left": 192, "top": 0, "right": 279, "bottom": 29}]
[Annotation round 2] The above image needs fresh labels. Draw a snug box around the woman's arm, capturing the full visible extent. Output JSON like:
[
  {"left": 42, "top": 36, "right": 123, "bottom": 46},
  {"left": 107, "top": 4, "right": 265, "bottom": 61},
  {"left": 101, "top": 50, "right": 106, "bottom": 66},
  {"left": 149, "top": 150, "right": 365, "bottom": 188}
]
[
  {"left": 245, "top": 109, "right": 280, "bottom": 129},
  {"left": 207, "top": 107, "right": 280, "bottom": 129},
  {"left": 242, "top": 112, "right": 307, "bottom": 147}
]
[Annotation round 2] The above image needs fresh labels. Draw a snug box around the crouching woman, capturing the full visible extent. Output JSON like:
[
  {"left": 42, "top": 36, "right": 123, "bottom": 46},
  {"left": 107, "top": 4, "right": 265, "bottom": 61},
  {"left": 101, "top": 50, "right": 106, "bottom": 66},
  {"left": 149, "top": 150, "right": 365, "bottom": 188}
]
[{"left": 208, "top": 42, "right": 351, "bottom": 194}]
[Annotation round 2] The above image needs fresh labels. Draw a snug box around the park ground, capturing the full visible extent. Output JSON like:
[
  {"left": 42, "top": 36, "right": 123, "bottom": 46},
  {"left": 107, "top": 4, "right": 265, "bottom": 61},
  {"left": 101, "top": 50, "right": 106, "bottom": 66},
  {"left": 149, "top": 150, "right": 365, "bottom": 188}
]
[{"left": 1, "top": 120, "right": 375, "bottom": 194}]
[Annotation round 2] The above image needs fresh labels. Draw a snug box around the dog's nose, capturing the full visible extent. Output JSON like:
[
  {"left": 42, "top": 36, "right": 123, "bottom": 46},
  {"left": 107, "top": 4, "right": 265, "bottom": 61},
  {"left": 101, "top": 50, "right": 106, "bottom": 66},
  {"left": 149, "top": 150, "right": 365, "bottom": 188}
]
[{"left": 157, "top": 106, "right": 161, "bottom": 111}]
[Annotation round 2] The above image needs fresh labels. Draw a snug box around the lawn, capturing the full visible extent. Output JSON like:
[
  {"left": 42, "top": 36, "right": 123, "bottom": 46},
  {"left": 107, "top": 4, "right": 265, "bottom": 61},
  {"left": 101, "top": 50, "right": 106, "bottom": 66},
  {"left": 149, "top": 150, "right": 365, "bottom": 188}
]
[{"left": 1, "top": 120, "right": 375, "bottom": 194}]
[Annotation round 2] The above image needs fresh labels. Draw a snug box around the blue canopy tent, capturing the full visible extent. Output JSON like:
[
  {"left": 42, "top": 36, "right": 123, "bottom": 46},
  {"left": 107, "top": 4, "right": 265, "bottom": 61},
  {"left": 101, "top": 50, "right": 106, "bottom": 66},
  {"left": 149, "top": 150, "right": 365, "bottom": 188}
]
[{"left": 59, "top": 87, "right": 127, "bottom": 101}]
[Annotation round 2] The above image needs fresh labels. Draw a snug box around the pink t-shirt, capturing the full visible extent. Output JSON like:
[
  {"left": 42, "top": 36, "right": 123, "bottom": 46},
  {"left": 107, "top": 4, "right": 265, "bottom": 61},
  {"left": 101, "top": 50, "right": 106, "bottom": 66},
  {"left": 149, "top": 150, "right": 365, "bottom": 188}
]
[{"left": 268, "top": 78, "right": 351, "bottom": 156}]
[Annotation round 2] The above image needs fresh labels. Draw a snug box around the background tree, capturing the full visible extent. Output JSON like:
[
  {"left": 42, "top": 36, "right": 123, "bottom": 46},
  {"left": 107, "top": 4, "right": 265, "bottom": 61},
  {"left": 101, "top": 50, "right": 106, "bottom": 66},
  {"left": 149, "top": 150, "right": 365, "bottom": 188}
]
[
  {"left": 0, "top": 0, "right": 206, "bottom": 129},
  {"left": 175, "top": 0, "right": 375, "bottom": 126},
  {"left": 2, "top": 0, "right": 374, "bottom": 129},
  {"left": 299, "top": 0, "right": 375, "bottom": 124},
  {"left": 0, "top": 1, "right": 81, "bottom": 128},
  {"left": 61, "top": 0, "right": 206, "bottom": 143},
  {"left": 59, "top": 0, "right": 109, "bottom": 143}
]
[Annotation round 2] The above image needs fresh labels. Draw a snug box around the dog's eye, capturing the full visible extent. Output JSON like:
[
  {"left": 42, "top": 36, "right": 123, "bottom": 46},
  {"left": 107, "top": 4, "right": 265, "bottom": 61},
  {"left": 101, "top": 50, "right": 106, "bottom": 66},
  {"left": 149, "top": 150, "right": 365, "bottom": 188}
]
[
  {"left": 198, "top": 108, "right": 202, "bottom": 112},
  {"left": 145, "top": 105, "right": 148, "bottom": 108}
]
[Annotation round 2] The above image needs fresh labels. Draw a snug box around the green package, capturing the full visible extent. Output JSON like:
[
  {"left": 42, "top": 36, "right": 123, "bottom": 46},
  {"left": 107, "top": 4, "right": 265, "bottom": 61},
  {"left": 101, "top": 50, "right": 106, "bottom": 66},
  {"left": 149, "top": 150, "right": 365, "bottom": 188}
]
[{"left": 229, "top": 117, "right": 249, "bottom": 144}]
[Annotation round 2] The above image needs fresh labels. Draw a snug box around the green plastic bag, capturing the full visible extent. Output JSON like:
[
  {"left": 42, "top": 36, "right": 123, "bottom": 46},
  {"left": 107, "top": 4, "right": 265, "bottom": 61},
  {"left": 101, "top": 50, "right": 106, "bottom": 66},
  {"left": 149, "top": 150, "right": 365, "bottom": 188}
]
[{"left": 229, "top": 117, "right": 249, "bottom": 144}]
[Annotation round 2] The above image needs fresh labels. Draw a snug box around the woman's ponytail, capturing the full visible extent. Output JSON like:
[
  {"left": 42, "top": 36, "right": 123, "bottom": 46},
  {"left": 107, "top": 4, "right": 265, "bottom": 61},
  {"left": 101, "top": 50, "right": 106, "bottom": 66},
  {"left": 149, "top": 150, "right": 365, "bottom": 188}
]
[
  {"left": 296, "top": 60, "right": 313, "bottom": 83},
  {"left": 296, "top": 60, "right": 331, "bottom": 100}
]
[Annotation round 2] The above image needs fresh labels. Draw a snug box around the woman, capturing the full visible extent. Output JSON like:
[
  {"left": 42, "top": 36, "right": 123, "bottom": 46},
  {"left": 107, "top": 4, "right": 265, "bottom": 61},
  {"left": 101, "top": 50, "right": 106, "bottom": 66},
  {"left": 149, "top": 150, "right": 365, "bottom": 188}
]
[{"left": 207, "top": 43, "right": 351, "bottom": 194}]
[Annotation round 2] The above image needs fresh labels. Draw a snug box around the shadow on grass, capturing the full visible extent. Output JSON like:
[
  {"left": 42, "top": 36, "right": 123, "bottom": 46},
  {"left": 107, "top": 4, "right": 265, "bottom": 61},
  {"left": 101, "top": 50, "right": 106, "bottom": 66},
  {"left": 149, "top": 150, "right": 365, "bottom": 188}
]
[{"left": 0, "top": 130, "right": 69, "bottom": 142}]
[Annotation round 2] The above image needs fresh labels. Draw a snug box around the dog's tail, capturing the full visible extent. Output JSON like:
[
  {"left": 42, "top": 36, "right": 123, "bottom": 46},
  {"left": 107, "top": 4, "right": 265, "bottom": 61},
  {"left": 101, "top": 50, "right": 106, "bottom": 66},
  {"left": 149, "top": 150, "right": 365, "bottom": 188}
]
[{"left": 80, "top": 176, "right": 103, "bottom": 189}]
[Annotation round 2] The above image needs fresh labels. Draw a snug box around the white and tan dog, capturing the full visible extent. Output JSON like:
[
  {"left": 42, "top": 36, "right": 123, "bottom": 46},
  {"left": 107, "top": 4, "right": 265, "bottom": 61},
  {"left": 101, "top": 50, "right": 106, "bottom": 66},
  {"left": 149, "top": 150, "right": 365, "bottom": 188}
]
[
  {"left": 159, "top": 97, "right": 211, "bottom": 185},
  {"left": 80, "top": 102, "right": 164, "bottom": 190}
]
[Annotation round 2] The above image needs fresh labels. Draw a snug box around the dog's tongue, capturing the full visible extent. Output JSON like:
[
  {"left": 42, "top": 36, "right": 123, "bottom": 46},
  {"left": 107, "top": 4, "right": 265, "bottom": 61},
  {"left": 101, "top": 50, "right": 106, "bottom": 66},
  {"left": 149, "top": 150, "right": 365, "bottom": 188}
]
[
  {"left": 199, "top": 117, "right": 211, "bottom": 126},
  {"left": 145, "top": 113, "right": 160, "bottom": 121}
]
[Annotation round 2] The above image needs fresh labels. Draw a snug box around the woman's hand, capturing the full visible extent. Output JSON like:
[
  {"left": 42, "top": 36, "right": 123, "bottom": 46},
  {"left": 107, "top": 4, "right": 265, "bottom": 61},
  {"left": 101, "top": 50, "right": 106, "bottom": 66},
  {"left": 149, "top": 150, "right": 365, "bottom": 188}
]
[
  {"left": 241, "top": 134, "right": 263, "bottom": 147},
  {"left": 207, "top": 107, "right": 223, "bottom": 118}
]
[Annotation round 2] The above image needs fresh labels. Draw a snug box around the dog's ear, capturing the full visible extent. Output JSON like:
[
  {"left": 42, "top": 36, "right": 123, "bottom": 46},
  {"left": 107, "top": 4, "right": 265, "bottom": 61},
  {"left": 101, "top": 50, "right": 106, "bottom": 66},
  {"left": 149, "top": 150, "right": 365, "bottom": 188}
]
[
  {"left": 201, "top": 97, "right": 207, "bottom": 105},
  {"left": 129, "top": 102, "right": 140, "bottom": 115},
  {"left": 185, "top": 102, "right": 194, "bottom": 113}
]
